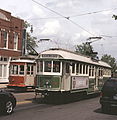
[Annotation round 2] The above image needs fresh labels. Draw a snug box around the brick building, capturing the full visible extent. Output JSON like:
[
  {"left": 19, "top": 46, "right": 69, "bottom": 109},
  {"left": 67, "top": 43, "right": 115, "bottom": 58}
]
[{"left": 0, "top": 9, "right": 24, "bottom": 87}]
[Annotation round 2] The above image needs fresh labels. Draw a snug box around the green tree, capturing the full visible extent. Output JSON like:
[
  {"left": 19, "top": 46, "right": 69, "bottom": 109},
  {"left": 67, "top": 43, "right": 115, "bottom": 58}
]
[
  {"left": 75, "top": 42, "right": 98, "bottom": 57},
  {"left": 101, "top": 54, "right": 117, "bottom": 76},
  {"left": 24, "top": 21, "right": 38, "bottom": 55},
  {"left": 112, "top": 15, "right": 117, "bottom": 20}
]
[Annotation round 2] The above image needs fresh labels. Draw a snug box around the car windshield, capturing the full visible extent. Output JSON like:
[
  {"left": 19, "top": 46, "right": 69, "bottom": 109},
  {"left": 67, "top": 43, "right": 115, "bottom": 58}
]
[
  {"left": 103, "top": 78, "right": 117, "bottom": 91},
  {"left": 105, "top": 79, "right": 117, "bottom": 87}
]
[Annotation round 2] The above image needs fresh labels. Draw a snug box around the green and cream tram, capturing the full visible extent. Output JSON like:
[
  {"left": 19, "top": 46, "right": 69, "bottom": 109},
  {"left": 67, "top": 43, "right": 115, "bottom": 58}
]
[{"left": 35, "top": 48, "right": 111, "bottom": 97}]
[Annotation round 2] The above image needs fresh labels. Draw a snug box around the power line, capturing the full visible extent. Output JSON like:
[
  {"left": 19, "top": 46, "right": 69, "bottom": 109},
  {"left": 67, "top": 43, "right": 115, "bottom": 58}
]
[
  {"left": 32, "top": 0, "right": 96, "bottom": 36},
  {"left": 67, "top": 19, "right": 95, "bottom": 36},
  {"left": 27, "top": 5, "right": 117, "bottom": 20},
  {"left": 32, "top": 0, "right": 66, "bottom": 18},
  {"left": 71, "top": 7, "right": 117, "bottom": 17},
  {"left": 100, "top": 34, "right": 117, "bottom": 38}
]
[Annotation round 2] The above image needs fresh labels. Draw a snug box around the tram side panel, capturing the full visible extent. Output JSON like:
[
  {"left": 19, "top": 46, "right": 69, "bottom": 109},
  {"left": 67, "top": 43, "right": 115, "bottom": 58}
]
[{"left": 8, "top": 76, "right": 25, "bottom": 88}]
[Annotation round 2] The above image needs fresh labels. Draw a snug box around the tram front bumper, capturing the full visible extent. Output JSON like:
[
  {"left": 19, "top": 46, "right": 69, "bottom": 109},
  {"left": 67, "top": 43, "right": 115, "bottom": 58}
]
[{"left": 35, "top": 88, "right": 66, "bottom": 96}]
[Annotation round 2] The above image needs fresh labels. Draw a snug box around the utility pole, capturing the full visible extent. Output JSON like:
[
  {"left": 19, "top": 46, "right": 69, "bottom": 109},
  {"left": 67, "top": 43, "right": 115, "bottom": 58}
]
[{"left": 22, "top": 28, "right": 27, "bottom": 56}]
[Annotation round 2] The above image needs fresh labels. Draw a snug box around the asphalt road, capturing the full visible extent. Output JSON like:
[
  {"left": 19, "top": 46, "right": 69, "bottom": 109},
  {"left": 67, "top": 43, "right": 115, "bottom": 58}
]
[
  {"left": 1, "top": 94, "right": 117, "bottom": 120},
  {"left": 13, "top": 92, "right": 36, "bottom": 104}
]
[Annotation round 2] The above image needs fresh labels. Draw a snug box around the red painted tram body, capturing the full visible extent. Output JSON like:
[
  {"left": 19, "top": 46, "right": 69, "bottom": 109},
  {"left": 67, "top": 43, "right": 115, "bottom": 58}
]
[{"left": 8, "top": 59, "right": 36, "bottom": 90}]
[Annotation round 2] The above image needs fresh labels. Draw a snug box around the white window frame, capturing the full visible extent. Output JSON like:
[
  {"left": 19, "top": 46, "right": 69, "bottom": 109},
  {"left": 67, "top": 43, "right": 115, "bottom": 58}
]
[
  {"left": 10, "top": 64, "right": 25, "bottom": 76},
  {"left": 0, "top": 64, "right": 7, "bottom": 78},
  {"left": 27, "top": 64, "right": 34, "bottom": 76},
  {"left": 38, "top": 60, "right": 62, "bottom": 75},
  {"left": 3, "top": 31, "right": 8, "bottom": 48}
]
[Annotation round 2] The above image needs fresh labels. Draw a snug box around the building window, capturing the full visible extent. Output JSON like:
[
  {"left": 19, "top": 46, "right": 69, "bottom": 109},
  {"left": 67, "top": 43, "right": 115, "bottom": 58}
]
[
  {"left": 3, "top": 65, "right": 7, "bottom": 77},
  {"left": 0, "top": 57, "right": 8, "bottom": 61},
  {"left": 14, "top": 33, "right": 18, "bottom": 50},
  {"left": 3, "top": 31, "right": 8, "bottom": 48},
  {"left": 0, "top": 64, "right": 7, "bottom": 78}
]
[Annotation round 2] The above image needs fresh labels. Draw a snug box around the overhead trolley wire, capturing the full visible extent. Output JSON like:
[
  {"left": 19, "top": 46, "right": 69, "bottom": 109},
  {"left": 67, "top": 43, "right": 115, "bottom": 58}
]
[
  {"left": 71, "top": 7, "right": 117, "bottom": 17},
  {"left": 32, "top": 0, "right": 96, "bottom": 36}
]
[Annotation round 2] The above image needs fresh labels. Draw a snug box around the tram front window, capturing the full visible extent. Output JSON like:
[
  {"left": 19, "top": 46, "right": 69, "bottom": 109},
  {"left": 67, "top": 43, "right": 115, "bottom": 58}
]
[
  {"left": 12, "top": 65, "right": 18, "bottom": 75},
  {"left": 44, "top": 61, "right": 51, "bottom": 72},
  {"left": 53, "top": 61, "right": 60, "bottom": 72},
  {"left": 19, "top": 65, "right": 24, "bottom": 75}
]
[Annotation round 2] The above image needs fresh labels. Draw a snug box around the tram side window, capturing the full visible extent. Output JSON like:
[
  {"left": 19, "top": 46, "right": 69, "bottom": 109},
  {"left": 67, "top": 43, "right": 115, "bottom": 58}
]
[
  {"left": 80, "top": 64, "right": 82, "bottom": 74},
  {"left": 39, "top": 61, "right": 43, "bottom": 72},
  {"left": 31, "top": 65, "right": 33, "bottom": 75},
  {"left": 19, "top": 65, "right": 24, "bottom": 75},
  {"left": 72, "top": 63, "right": 75, "bottom": 74},
  {"left": 89, "top": 65, "right": 92, "bottom": 76},
  {"left": 12, "top": 65, "right": 18, "bottom": 75},
  {"left": 27, "top": 65, "right": 34, "bottom": 75},
  {"left": 53, "top": 61, "right": 60, "bottom": 72},
  {"left": 27, "top": 65, "right": 30, "bottom": 75},
  {"left": 37, "top": 62, "right": 39, "bottom": 73},
  {"left": 76, "top": 63, "right": 79, "bottom": 74},
  {"left": 83, "top": 64, "right": 85, "bottom": 74},
  {"left": 92, "top": 66, "right": 94, "bottom": 77},
  {"left": 44, "top": 61, "right": 51, "bottom": 72},
  {"left": 86, "top": 65, "right": 88, "bottom": 74},
  {"left": 98, "top": 68, "right": 101, "bottom": 77},
  {"left": 66, "top": 63, "right": 70, "bottom": 73}
]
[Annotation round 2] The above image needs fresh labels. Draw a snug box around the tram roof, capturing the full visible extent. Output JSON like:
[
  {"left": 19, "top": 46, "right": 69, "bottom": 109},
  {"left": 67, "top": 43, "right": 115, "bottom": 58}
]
[
  {"left": 39, "top": 48, "right": 111, "bottom": 68},
  {"left": 10, "top": 59, "right": 35, "bottom": 63}
]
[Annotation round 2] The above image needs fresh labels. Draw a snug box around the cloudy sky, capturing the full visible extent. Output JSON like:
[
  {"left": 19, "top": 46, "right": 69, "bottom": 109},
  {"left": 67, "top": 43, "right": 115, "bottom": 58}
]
[{"left": 1, "top": 0, "right": 117, "bottom": 59}]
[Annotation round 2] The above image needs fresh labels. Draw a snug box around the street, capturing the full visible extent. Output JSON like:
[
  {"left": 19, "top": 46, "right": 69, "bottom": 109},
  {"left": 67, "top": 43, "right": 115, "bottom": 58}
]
[{"left": 0, "top": 92, "right": 117, "bottom": 120}]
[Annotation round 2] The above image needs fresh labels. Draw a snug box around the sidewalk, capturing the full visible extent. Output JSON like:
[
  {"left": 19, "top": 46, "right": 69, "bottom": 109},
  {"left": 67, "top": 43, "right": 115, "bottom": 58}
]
[{"left": 0, "top": 84, "right": 8, "bottom": 89}]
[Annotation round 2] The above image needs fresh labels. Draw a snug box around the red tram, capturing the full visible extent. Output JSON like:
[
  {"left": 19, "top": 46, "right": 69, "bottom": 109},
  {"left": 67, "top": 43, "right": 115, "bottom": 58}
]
[{"left": 7, "top": 59, "right": 36, "bottom": 90}]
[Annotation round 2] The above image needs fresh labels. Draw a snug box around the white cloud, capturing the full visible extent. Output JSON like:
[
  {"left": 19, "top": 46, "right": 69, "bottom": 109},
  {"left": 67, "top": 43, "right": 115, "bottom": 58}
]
[
  {"left": 32, "top": 4, "right": 46, "bottom": 17},
  {"left": 1, "top": 0, "right": 117, "bottom": 59},
  {"left": 40, "top": 20, "right": 61, "bottom": 36}
]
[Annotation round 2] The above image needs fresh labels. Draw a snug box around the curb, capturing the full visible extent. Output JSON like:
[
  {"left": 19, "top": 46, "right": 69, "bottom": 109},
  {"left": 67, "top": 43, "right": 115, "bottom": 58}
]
[{"left": 17, "top": 101, "right": 32, "bottom": 105}]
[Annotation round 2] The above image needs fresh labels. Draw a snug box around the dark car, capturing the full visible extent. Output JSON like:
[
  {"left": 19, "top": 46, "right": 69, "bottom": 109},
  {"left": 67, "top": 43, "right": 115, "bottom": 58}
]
[
  {"left": 0, "top": 89, "right": 16, "bottom": 115},
  {"left": 100, "top": 78, "right": 117, "bottom": 112}
]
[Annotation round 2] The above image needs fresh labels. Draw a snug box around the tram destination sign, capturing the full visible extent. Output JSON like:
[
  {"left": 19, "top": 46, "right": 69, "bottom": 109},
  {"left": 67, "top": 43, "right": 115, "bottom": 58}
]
[{"left": 42, "top": 54, "right": 59, "bottom": 58}]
